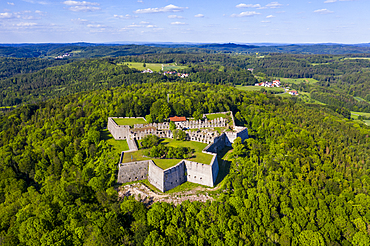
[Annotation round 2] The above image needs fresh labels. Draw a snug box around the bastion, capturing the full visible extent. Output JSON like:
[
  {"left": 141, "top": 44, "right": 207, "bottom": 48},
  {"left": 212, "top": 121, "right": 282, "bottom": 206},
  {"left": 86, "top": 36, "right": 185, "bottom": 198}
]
[{"left": 109, "top": 112, "right": 248, "bottom": 192}]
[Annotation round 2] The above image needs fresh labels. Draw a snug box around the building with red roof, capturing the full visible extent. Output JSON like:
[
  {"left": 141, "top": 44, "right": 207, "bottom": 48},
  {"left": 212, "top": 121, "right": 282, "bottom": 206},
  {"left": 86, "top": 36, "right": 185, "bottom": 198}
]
[{"left": 169, "top": 116, "right": 187, "bottom": 122}]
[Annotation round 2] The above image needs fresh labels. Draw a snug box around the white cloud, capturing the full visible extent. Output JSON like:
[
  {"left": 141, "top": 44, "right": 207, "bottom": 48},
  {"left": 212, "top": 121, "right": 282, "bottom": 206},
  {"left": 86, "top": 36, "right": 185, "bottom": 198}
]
[
  {"left": 137, "top": 0, "right": 143, "bottom": 2},
  {"left": 194, "top": 14, "right": 204, "bottom": 18},
  {"left": 114, "top": 14, "right": 137, "bottom": 19},
  {"left": 146, "top": 25, "right": 156, "bottom": 28},
  {"left": 314, "top": 8, "right": 334, "bottom": 14},
  {"left": 134, "top": 4, "right": 188, "bottom": 14},
  {"left": 236, "top": 3, "right": 261, "bottom": 8},
  {"left": 68, "top": 6, "right": 100, "bottom": 12},
  {"left": 261, "top": 20, "right": 270, "bottom": 23},
  {"left": 7, "top": 2, "right": 15, "bottom": 5},
  {"left": 266, "top": 2, "right": 283, "bottom": 8},
  {"left": 63, "top": 1, "right": 99, "bottom": 6},
  {"left": 63, "top": 1, "right": 100, "bottom": 11},
  {"left": 0, "top": 12, "right": 13, "bottom": 18},
  {"left": 87, "top": 24, "right": 104, "bottom": 28},
  {"left": 71, "top": 18, "right": 88, "bottom": 24},
  {"left": 231, "top": 11, "right": 261, "bottom": 17},
  {"left": 171, "top": 21, "right": 186, "bottom": 25},
  {"left": 325, "top": 0, "right": 354, "bottom": 2},
  {"left": 266, "top": 15, "right": 275, "bottom": 18},
  {"left": 16, "top": 22, "right": 37, "bottom": 26},
  {"left": 168, "top": 15, "right": 184, "bottom": 19}
]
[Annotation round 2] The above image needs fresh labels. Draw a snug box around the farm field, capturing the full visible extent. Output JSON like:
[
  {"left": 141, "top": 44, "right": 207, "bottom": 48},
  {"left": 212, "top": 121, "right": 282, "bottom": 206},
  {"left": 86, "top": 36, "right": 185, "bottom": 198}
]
[
  {"left": 122, "top": 62, "right": 187, "bottom": 72},
  {"left": 235, "top": 85, "right": 285, "bottom": 93},
  {"left": 113, "top": 117, "right": 147, "bottom": 126},
  {"left": 279, "top": 78, "right": 318, "bottom": 84}
]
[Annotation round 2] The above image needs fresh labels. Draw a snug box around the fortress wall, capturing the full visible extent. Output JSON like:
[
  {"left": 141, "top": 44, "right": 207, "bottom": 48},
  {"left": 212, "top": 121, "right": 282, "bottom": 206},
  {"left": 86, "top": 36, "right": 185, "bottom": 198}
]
[
  {"left": 184, "top": 160, "right": 214, "bottom": 187},
  {"left": 203, "top": 134, "right": 227, "bottom": 154},
  {"left": 148, "top": 161, "right": 165, "bottom": 192},
  {"left": 236, "top": 127, "right": 249, "bottom": 143},
  {"left": 107, "top": 117, "right": 130, "bottom": 140},
  {"left": 117, "top": 160, "right": 149, "bottom": 184},
  {"left": 211, "top": 154, "right": 219, "bottom": 184},
  {"left": 162, "top": 161, "right": 187, "bottom": 192}
]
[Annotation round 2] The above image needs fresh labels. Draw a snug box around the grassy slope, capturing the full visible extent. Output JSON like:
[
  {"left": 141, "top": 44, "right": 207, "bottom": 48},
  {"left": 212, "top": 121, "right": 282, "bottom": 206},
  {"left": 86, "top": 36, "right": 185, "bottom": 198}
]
[
  {"left": 206, "top": 113, "right": 227, "bottom": 120},
  {"left": 101, "top": 129, "right": 129, "bottom": 158}
]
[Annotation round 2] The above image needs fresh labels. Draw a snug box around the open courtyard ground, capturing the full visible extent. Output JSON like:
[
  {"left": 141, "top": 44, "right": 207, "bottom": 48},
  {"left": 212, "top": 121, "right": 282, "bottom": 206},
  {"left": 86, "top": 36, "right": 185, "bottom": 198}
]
[{"left": 122, "top": 138, "right": 213, "bottom": 170}]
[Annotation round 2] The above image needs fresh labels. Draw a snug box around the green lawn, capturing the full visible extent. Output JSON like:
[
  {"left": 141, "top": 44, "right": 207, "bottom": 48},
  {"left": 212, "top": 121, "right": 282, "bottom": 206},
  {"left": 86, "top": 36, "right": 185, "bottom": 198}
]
[
  {"left": 206, "top": 113, "right": 227, "bottom": 120},
  {"left": 279, "top": 78, "right": 318, "bottom": 84},
  {"left": 351, "top": 111, "right": 370, "bottom": 126},
  {"left": 235, "top": 85, "right": 285, "bottom": 93},
  {"left": 101, "top": 129, "right": 129, "bottom": 157},
  {"left": 122, "top": 62, "right": 187, "bottom": 72},
  {"left": 354, "top": 97, "right": 367, "bottom": 102},
  {"left": 113, "top": 117, "right": 146, "bottom": 127},
  {"left": 121, "top": 138, "right": 213, "bottom": 170}
]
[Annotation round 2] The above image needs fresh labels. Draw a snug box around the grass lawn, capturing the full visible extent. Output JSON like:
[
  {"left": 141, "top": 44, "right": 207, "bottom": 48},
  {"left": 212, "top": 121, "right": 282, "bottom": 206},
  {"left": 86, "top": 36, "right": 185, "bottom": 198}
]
[
  {"left": 161, "top": 139, "right": 213, "bottom": 165},
  {"left": 351, "top": 111, "right": 370, "bottom": 126},
  {"left": 113, "top": 117, "right": 146, "bottom": 127},
  {"left": 235, "top": 85, "right": 285, "bottom": 93},
  {"left": 354, "top": 97, "right": 367, "bottom": 102},
  {"left": 121, "top": 139, "right": 213, "bottom": 169},
  {"left": 206, "top": 113, "right": 227, "bottom": 120},
  {"left": 279, "top": 78, "right": 318, "bottom": 84},
  {"left": 101, "top": 129, "right": 129, "bottom": 157}
]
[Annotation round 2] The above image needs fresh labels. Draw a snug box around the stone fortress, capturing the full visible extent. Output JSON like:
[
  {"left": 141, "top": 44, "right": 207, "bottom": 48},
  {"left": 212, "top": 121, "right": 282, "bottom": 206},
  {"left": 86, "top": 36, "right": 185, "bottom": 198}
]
[{"left": 108, "top": 112, "right": 248, "bottom": 192}]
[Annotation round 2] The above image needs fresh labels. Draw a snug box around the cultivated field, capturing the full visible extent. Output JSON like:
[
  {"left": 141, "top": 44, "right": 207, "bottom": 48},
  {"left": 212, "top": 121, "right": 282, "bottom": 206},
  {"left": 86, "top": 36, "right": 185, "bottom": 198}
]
[
  {"left": 279, "top": 78, "right": 318, "bottom": 84},
  {"left": 122, "top": 62, "right": 187, "bottom": 72},
  {"left": 235, "top": 85, "right": 285, "bottom": 93}
]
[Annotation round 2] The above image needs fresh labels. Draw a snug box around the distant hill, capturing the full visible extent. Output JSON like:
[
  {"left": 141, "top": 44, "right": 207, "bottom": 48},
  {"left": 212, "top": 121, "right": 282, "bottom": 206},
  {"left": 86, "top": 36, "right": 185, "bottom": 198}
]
[{"left": 2, "top": 42, "right": 370, "bottom": 58}]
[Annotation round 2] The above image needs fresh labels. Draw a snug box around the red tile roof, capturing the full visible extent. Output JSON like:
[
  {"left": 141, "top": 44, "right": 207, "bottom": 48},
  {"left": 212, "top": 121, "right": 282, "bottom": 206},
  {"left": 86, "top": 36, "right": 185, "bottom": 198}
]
[{"left": 169, "top": 116, "right": 187, "bottom": 122}]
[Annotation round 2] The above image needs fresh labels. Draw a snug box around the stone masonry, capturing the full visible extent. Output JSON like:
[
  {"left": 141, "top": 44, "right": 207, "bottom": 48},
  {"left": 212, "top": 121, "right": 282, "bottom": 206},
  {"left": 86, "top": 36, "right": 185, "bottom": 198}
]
[{"left": 110, "top": 112, "right": 248, "bottom": 192}]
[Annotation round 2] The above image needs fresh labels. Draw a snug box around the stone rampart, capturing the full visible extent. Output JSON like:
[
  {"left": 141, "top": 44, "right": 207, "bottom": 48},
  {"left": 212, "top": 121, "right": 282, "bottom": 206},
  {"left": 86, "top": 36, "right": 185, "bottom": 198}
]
[
  {"left": 148, "top": 160, "right": 165, "bottom": 192},
  {"left": 107, "top": 117, "right": 130, "bottom": 140},
  {"left": 184, "top": 160, "right": 214, "bottom": 187},
  {"left": 162, "top": 161, "right": 186, "bottom": 192},
  {"left": 117, "top": 160, "right": 149, "bottom": 184}
]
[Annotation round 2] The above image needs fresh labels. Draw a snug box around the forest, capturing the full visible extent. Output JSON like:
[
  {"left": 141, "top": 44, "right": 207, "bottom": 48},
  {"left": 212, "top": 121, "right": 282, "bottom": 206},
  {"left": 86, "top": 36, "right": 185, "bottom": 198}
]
[
  {"left": 0, "top": 82, "right": 370, "bottom": 245},
  {"left": 1, "top": 45, "right": 370, "bottom": 245}
]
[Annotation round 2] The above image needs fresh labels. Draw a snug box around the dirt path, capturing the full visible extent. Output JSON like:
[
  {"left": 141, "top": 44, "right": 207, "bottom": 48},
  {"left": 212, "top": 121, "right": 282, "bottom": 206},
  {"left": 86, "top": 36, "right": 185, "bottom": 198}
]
[{"left": 118, "top": 183, "right": 216, "bottom": 206}]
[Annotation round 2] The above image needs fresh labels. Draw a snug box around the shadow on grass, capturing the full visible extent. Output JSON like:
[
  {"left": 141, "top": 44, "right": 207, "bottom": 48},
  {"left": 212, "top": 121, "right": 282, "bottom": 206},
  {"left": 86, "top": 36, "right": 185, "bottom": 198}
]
[
  {"left": 214, "top": 146, "right": 233, "bottom": 186},
  {"left": 100, "top": 129, "right": 112, "bottom": 141}
]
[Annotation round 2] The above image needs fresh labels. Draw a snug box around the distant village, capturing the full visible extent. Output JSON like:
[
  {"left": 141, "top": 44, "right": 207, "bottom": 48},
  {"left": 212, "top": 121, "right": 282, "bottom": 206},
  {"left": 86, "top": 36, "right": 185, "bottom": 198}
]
[
  {"left": 142, "top": 69, "right": 189, "bottom": 78},
  {"left": 55, "top": 53, "right": 71, "bottom": 59},
  {"left": 255, "top": 79, "right": 299, "bottom": 96}
]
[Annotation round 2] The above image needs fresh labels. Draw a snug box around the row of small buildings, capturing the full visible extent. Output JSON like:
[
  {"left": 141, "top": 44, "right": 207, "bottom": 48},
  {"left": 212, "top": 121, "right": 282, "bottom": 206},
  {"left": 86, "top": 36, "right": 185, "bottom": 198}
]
[{"left": 255, "top": 79, "right": 281, "bottom": 87}]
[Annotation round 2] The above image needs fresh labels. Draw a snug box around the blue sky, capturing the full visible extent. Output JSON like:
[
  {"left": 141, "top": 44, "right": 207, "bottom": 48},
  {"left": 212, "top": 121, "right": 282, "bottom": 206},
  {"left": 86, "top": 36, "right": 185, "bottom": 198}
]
[{"left": 0, "top": 0, "right": 367, "bottom": 44}]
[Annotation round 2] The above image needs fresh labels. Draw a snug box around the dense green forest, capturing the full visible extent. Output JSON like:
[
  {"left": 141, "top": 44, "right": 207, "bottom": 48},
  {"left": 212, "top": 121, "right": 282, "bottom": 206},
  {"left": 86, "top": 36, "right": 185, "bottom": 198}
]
[
  {"left": 0, "top": 56, "right": 256, "bottom": 107},
  {"left": 0, "top": 82, "right": 370, "bottom": 245}
]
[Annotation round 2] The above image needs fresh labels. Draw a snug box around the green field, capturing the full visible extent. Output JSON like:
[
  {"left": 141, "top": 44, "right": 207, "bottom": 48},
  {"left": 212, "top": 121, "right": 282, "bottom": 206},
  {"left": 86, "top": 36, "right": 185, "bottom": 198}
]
[
  {"left": 235, "top": 85, "right": 285, "bottom": 93},
  {"left": 280, "top": 78, "right": 318, "bottom": 84},
  {"left": 206, "top": 113, "right": 227, "bottom": 120},
  {"left": 101, "top": 129, "right": 129, "bottom": 157},
  {"left": 123, "top": 62, "right": 187, "bottom": 72},
  {"left": 351, "top": 111, "right": 370, "bottom": 126},
  {"left": 122, "top": 138, "right": 213, "bottom": 170},
  {"left": 113, "top": 117, "right": 146, "bottom": 126}
]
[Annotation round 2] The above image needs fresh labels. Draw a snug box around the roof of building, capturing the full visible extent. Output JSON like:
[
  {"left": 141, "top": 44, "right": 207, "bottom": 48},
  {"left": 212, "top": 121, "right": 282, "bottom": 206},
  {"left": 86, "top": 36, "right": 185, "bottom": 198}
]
[{"left": 169, "top": 116, "right": 187, "bottom": 122}]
